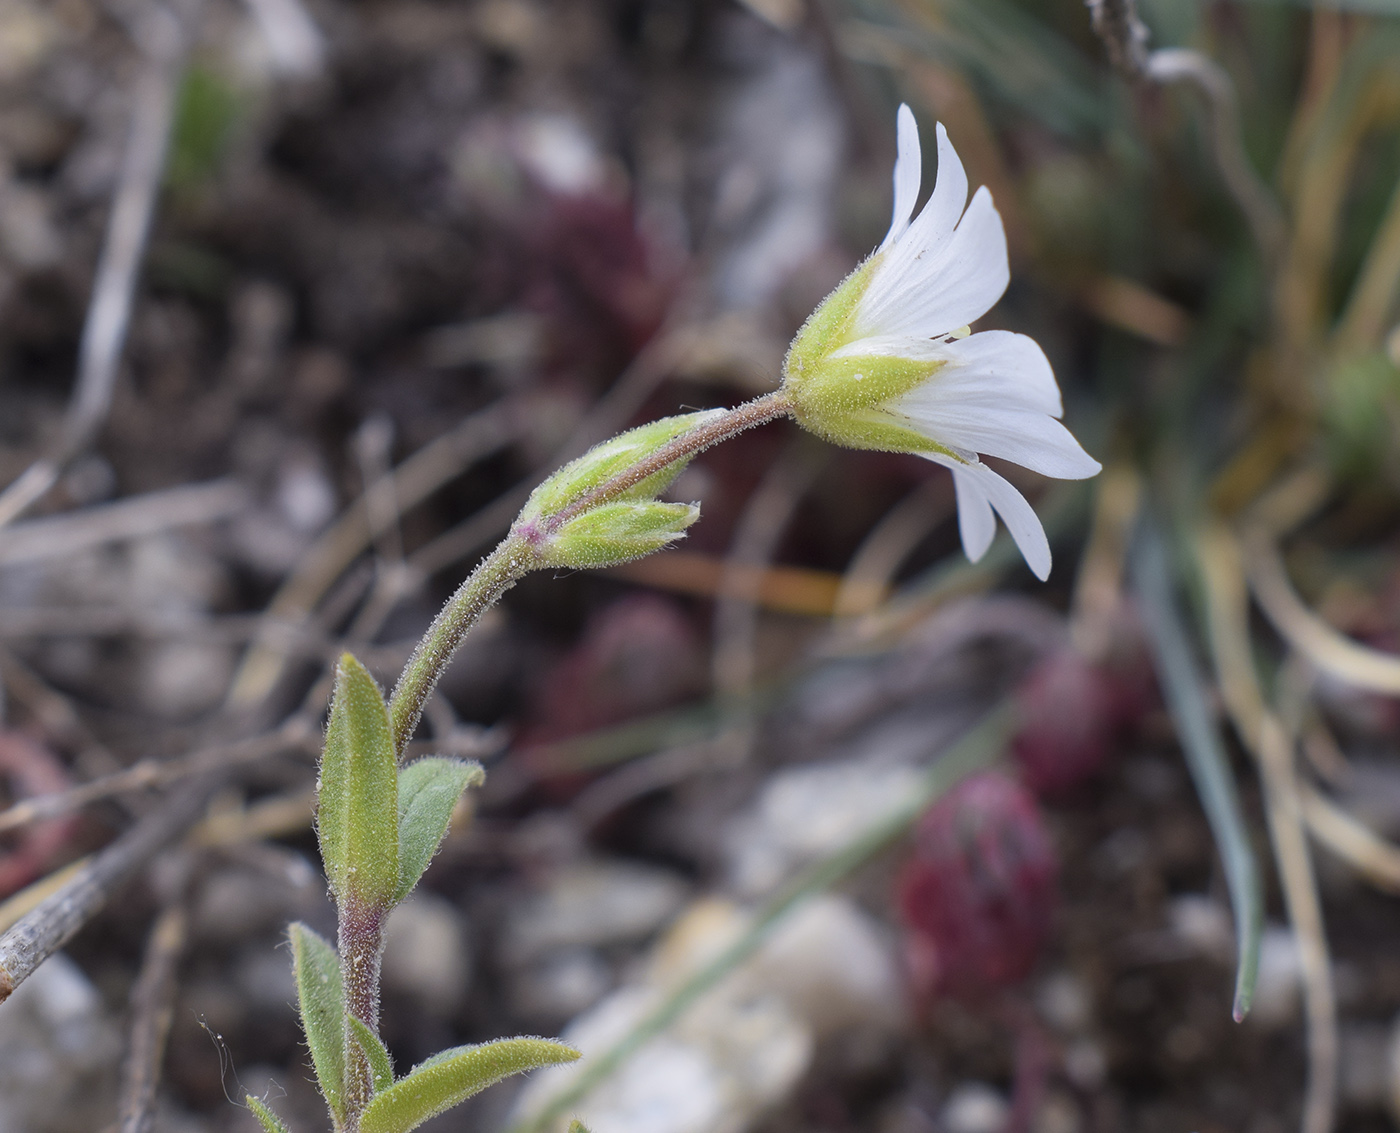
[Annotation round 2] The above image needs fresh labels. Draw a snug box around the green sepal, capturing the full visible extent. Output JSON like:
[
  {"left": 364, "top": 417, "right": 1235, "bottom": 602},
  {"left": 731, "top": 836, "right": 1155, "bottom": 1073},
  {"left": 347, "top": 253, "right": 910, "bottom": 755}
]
[
  {"left": 538, "top": 500, "right": 699, "bottom": 569},
  {"left": 349, "top": 1014, "right": 395, "bottom": 1095},
  {"left": 568, "top": 1122, "right": 592, "bottom": 1133},
  {"left": 395, "top": 757, "right": 485, "bottom": 903},
  {"left": 358, "top": 1038, "right": 581, "bottom": 1133},
  {"left": 246, "top": 1096, "right": 292, "bottom": 1133},
  {"left": 781, "top": 254, "right": 963, "bottom": 456},
  {"left": 517, "top": 412, "right": 720, "bottom": 525},
  {"left": 290, "top": 922, "right": 346, "bottom": 1123},
  {"left": 781, "top": 256, "right": 875, "bottom": 383},
  {"left": 319, "top": 653, "right": 399, "bottom": 909}
]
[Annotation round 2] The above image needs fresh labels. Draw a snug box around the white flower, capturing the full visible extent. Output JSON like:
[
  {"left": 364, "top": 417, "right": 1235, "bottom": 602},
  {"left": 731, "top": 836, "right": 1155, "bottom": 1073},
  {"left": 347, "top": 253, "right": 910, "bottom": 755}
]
[{"left": 783, "top": 105, "right": 1101, "bottom": 581}]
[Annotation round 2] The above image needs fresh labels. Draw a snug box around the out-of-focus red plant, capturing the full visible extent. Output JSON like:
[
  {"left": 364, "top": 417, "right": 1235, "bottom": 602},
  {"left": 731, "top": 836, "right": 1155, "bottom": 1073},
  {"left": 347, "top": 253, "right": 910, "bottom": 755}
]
[
  {"left": 0, "top": 731, "right": 79, "bottom": 898},
  {"left": 897, "top": 770, "right": 1058, "bottom": 1003},
  {"left": 1010, "top": 642, "right": 1153, "bottom": 797},
  {"left": 522, "top": 594, "right": 705, "bottom": 748}
]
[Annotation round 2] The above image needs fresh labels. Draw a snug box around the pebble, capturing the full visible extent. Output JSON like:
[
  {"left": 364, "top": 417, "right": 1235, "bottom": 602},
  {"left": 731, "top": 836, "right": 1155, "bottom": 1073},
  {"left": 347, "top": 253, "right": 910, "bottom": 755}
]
[
  {"left": 725, "top": 761, "right": 923, "bottom": 897},
  {"left": 510, "top": 892, "right": 900, "bottom": 1133},
  {"left": 1250, "top": 927, "right": 1302, "bottom": 1029},
  {"left": 382, "top": 891, "right": 471, "bottom": 1012},
  {"left": 1034, "top": 1090, "right": 1082, "bottom": 1133},
  {"left": 503, "top": 858, "right": 689, "bottom": 961},
  {"left": 0, "top": 953, "right": 120, "bottom": 1133},
  {"left": 941, "top": 1082, "right": 1010, "bottom": 1133},
  {"left": 1036, "top": 970, "right": 1093, "bottom": 1034},
  {"left": 511, "top": 947, "right": 612, "bottom": 1020}
]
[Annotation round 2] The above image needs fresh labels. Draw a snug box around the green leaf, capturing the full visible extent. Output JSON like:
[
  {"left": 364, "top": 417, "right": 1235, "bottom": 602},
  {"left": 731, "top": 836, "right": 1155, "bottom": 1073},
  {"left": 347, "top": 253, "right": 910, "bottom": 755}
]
[
  {"left": 1131, "top": 518, "right": 1264, "bottom": 1021},
  {"left": 290, "top": 923, "right": 346, "bottom": 1122},
  {"left": 567, "top": 1122, "right": 592, "bottom": 1133},
  {"left": 245, "top": 1096, "right": 291, "bottom": 1133},
  {"left": 539, "top": 501, "right": 700, "bottom": 570},
  {"left": 319, "top": 653, "right": 400, "bottom": 908},
  {"left": 359, "top": 1038, "right": 580, "bottom": 1133},
  {"left": 395, "top": 758, "right": 485, "bottom": 903},
  {"left": 349, "top": 1014, "right": 395, "bottom": 1095}
]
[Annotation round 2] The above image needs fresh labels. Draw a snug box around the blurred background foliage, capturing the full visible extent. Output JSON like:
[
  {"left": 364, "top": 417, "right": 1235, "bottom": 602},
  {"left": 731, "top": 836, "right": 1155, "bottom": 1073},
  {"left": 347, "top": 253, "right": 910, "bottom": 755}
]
[{"left": 5, "top": 0, "right": 1400, "bottom": 1131}]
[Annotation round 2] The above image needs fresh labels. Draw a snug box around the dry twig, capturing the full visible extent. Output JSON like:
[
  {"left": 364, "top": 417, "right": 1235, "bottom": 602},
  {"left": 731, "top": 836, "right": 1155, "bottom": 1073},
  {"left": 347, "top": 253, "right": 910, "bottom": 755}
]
[
  {"left": 1197, "top": 522, "right": 1337, "bottom": 1133},
  {"left": 0, "top": 774, "right": 216, "bottom": 1003},
  {"left": 117, "top": 881, "right": 191, "bottom": 1133},
  {"left": 0, "top": 1, "right": 195, "bottom": 530}
]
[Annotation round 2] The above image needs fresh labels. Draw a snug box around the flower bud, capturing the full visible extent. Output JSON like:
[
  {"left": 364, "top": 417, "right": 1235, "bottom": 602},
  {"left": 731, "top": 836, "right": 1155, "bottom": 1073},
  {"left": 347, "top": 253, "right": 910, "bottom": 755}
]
[
  {"left": 517, "top": 411, "right": 720, "bottom": 527},
  {"left": 538, "top": 500, "right": 699, "bottom": 569},
  {"left": 512, "top": 412, "right": 715, "bottom": 570}
]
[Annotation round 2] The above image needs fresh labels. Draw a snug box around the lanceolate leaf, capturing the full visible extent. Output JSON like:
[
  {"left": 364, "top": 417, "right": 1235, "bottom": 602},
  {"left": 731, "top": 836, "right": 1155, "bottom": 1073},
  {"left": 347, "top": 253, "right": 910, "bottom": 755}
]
[
  {"left": 359, "top": 1038, "right": 580, "bottom": 1133},
  {"left": 319, "top": 653, "right": 400, "bottom": 908},
  {"left": 246, "top": 1096, "right": 292, "bottom": 1133},
  {"left": 290, "top": 922, "right": 347, "bottom": 1122},
  {"left": 349, "top": 1014, "right": 395, "bottom": 1095},
  {"left": 395, "top": 758, "right": 485, "bottom": 903}
]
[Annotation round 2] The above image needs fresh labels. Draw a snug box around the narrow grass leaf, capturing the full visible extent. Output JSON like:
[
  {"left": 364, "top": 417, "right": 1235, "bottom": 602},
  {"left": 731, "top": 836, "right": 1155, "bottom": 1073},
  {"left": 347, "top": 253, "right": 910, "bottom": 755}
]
[
  {"left": 245, "top": 1096, "right": 291, "bottom": 1133},
  {"left": 395, "top": 758, "right": 485, "bottom": 903},
  {"left": 320, "top": 653, "right": 399, "bottom": 908},
  {"left": 290, "top": 922, "right": 346, "bottom": 1121},
  {"left": 1130, "top": 517, "right": 1264, "bottom": 1021},
  {"left": 349, "top": 1014, "right": 395, "bottom": 1095},
  {"left": 359, "top": 1038, "right": 581, "bottom": 1133}
]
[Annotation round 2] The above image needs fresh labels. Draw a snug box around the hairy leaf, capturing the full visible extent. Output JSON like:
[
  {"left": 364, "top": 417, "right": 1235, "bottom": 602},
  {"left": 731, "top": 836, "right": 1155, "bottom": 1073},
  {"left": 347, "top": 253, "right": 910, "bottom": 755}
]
[
  {"left": 349, "top": 1014, "right": 395, "bottom": 1095},
  {"left": 246, "top": 1096, "right": 291, "bottom": 1133},
  {"left": 320, "top": 653, "right": 399, "bottom": 908},
  {"left": 359, "top": 1038, "right": 580, "bottom": 1133},
  {"left": 290, "top": 922, "right": 346, "bottom": 1122},
  {"left": 395, "top": 758, "right": 484, "bottom": 903}
]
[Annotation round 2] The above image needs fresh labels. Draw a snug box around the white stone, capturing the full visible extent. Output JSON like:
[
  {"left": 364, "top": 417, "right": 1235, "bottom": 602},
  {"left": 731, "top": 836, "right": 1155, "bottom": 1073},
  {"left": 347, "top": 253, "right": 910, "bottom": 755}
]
[
  {"left": 942, "top": 1082, "right": 1010, "bottom": 1133},
  {"left": 382, "top": 891, "right": 470, "bottom": 1011},
  {"left": 504, "top": 858, "right": 689, "bottom": 961},
  {"left": 1250, "top": 927, "right": 1302, "bottom": 1029},
  {"left": 726, "top": 762, "right": 922, "bottom": 896}
]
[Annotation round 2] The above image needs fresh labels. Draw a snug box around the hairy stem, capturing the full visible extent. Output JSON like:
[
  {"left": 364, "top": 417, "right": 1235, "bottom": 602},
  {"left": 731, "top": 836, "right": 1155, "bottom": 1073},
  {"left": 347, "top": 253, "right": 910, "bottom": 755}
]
[
  {"left": 339, "top": 899, "right": 386, "bottom": 1130},
  {"left": 388, "top": 538, "right": 530, "bottom": 757},
  {"left": 386, "top": 390, "right": 794, "bottom": 756}
]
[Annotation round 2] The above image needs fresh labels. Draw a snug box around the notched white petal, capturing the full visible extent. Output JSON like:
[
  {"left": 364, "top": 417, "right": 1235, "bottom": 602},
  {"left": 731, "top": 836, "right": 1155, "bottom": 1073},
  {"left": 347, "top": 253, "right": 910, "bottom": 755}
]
[
  {"left": 856, "top": 186, "right": 1009, "bottom": 342},
  {"left": 933, "top": 457, "right": 1052, "bottom": 580},
  {"left": 881, "top": 104, "right": 922, "bottom": 252}
]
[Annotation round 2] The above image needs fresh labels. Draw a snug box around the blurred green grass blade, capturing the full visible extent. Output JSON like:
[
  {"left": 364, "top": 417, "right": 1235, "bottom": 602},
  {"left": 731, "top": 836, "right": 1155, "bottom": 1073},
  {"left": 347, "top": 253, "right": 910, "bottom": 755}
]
[
  {"left": 845, "top": 0, "right": 1114, "bottom": 139},
  {"left": 1130, "top": 516, "right": 1263, "bottom": 1021},
  {"left": 509, "top": 706, "right": 1011, "bottom": 1133}
]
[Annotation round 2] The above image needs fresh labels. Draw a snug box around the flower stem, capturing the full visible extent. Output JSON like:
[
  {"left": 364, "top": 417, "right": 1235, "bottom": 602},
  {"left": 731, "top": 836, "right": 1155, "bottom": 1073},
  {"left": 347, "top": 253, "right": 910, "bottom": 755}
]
[
  {"left": 388, "top": 537, "right": 531, "bottom": 758},
  {"left": 386, "top": 390, "right": 794, "bottom": 756}
]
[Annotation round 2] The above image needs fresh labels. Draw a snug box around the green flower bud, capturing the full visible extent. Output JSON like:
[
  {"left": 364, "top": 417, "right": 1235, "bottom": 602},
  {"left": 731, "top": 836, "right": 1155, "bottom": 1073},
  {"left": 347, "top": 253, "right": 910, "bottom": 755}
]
[
  {"left": 511, "top": 412, "right": 714, "bottom": 570},
  {"left": 539, "top": 499, "right": 699, "bottom": 569},
  {"left": 517, "top": 411, "right": 720, "bottom": 528}
]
